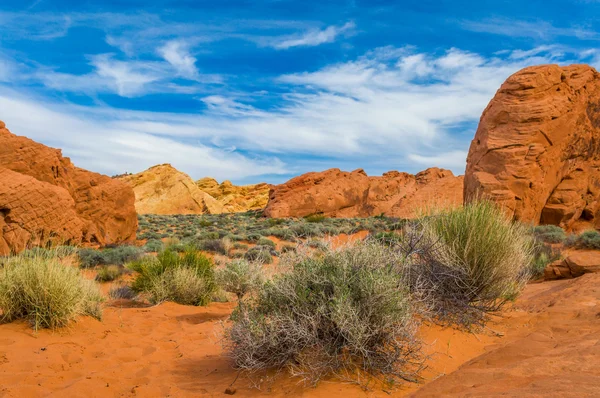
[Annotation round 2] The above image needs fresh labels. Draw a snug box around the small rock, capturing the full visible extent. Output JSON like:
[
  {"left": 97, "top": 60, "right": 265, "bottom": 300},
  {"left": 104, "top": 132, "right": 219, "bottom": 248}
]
[{"left": 224, "top": 387, "right": 236, "bottom": 395}]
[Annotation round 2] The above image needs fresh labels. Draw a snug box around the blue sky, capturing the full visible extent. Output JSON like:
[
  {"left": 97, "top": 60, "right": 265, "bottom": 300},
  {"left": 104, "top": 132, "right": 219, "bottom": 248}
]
[{"left": 1, "top": 1, "right": 600, "bottom": 184}]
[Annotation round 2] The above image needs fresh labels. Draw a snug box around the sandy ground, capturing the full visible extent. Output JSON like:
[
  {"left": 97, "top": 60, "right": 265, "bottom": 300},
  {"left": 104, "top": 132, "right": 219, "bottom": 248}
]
[{"left": 1, "top": 241, "right": 599, "bottom": 397}]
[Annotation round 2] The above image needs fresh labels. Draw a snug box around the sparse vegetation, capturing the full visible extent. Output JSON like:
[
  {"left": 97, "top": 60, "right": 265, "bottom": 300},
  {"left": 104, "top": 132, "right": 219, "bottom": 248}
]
[
  {"left": 224, "top": 240, "right": 421, "bottom": 387},
  {"left": 78, "top": 245, "right": 143, "bottom": 268},
  {"left": 95, "top": 265, "right": 122, "bottom": 282},
  {"left": 127, "top": 248, "right": 217, "bottom": 306},
  {"left": 565, "top": 229, "right": 600, "bottom": 250},
  {"left": 217, "top": 259, "right": 263, "bottom": 304},
  {"left": 412, "top": 201, "right": 534, "bottom": 326},
  {"left": 533, "top": 225, "right": 566, "bottom": 244},
  {"left": 0, "top": 250, "right": 103, "bottom": 330},
  {"left": 244, "top": 247, "right": 273, "bottom": 264}
]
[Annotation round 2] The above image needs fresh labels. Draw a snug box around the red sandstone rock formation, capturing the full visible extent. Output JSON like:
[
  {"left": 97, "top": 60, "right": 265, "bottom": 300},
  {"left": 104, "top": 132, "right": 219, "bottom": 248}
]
[
  {"left": 464, "top": 64, "right": 600, "bottom": 229},
  {"left": 0, "top": 121, "right": 137, "bottom": 254},
  {"left": 264, "top": 167, "right": 463, "bottom": 218}
]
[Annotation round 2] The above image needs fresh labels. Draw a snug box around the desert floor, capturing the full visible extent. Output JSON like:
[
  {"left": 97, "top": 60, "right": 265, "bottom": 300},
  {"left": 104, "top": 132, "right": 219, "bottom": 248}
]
[{"left": 0, "top": 269, "right": 599, "bottom": 397}]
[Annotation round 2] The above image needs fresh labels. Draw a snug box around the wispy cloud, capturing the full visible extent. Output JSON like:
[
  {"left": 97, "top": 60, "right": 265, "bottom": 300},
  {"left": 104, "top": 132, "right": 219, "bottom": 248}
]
[
  {"left": 270, "top": 21, "right": 356, "bottom": 49},
  {"left": 158, "top": 40, "right": 199, "bottom": 80},
  {"left": 460, "top": 18, "right": 599, "bottom": 40},
  {"left": 1, "top": 42, "right": 598, "bottom": 180}
]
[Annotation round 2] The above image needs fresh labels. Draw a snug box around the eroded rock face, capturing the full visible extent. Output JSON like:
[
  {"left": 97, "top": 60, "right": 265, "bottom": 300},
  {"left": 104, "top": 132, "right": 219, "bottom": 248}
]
[
  {"left": 0, "top": 123, "right": 137, "bottom": 254},
  {"left": 264, "top": 167, "right": 463, "bottom": 218},
  {"left": 117, "top": 164, "right": 223, "bottom": 215},
  {"left": 196, "top": 177, "right": 270, "bottom": 213},
  {"left": 465, "top": 64, "right": 600, "bottom": 229}
]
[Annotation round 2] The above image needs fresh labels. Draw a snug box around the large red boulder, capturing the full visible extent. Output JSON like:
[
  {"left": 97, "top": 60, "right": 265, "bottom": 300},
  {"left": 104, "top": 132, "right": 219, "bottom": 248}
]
[
  {"left": 264, "top": 167, "right": 463, "bottom": 218},
  {"left": 0, "top": 121, "right": 137, "bottom": 254},
  {"left": 465, "top": 64, "right": 600, "bottom": 229}
]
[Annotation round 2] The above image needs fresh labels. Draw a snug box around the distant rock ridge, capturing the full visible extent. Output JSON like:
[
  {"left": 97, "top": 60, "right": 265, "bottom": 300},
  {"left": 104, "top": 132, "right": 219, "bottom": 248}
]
[
  {"left": 116, "top": 164, "right": 223, "bottom": 215},
  {"left": 464, "top": 64, "right": 600, "bottom": 229},
  {"left": 196, "top": 177, "right": 270, "bottom": 213},
  {"left": 117, "top": 165, "right": 270, "bottom": 214},
  {"left": 263, "top": 167, "right": 464, "bottom": 218},
  {"left": 0, "top": 121, "right": 137, "bottom": 255}
]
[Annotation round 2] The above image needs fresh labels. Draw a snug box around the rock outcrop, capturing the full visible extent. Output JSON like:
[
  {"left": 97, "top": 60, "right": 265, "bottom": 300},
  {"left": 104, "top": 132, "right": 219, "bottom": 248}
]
[
  {"left": 117, "top": 164, "right": 223, "bottom": 215},
  {"left": 196, "top": 177, "right": 270, "bottom": 213},
  {"left": 0, "top": 122, "right": 137, "bottom": 255},
  {"left": 544, "top": 250, "right": 600, "bottom": 280},
  {"left": 263, "top": 167, "right": 463, "bottom": 218},
  {"left": 465, "top": 64, "right": 600, "bottom": 229}
]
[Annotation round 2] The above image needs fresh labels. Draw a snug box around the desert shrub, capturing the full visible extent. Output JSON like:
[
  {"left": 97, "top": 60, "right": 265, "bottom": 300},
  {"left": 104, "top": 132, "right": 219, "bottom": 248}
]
[
  {"left": 306, "top": 239, "right": 328, "bottom": 250},
  {"left": 372, "top": 232, "right": 401, "bottom": 246},
  {"left": 224, "top": 240, "right": 420, "bottom": 386},
  {"left": 533, "top": 225, "right": 566, "bottom": 244},
  {"left": 196, "top": 239, "right": 227, "bottom": 255},
  {"left": 78, "top": 246, "right": 143, "bottom": 268},
  {"left": 529, "top": 241, "right": 561, "bottom": 280},
  {"left": 0, "top": 251, "right": 103, "bottom": 330},
  {"left": 109, "top": 285, "right": 136, "bottom": 300},
  {"left": 144, "top": 239, "right": 164, "bottom": 253},
  {"left": 304, "top": 213, "right": 325, "bottom": 223},
  {"left": 413, "top": 201, "right": 534, "bottom": 326},
  {"left": 290, "top": 223, "right": 322, "bottom": 238},
  {"left": 280, "top": 244, "right": 297, "bottom": 253},
  {"left": 233, "top": 242, "right": 249, "bottom": 250},
  {"left": 257, "top": 237, "right": 276, "bottom": 248},
  {"left": 566, "top": 230, "right": 600, "bottom": 249},
  {"left": 244, "top": 247, "right": 273, "bottom": 264},
  {"left": 20, "top": 246, "right": 77, "bottom": 259},
  {"left": 128, "top": 249, "right": 216, "bottom": 306},
  {"left": 164, "top": 239, "right": 187, "bottom": 253},
  {"left": 197, "top": 231, "right": 220, "bottom": 240},
  {"left": 230, "top": 250, "right": 246, "bottom": 259},
  {"left": 198, "top": 219, "right": 213, "bottom": 227},
  {"left": 217, "top": 260, "right": 263, "bottom": 302},
  {"left": 95, "top": 265, "right": 122, "bottom": 282},
  {"left": 266, "top": 228, "right": 295, "bottom": 241}
]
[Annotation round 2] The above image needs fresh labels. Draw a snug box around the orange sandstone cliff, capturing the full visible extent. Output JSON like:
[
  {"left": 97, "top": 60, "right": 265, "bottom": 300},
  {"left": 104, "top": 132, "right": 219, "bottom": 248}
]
[
  {"left": 0, "top": 121, "right": 137, "bottom": 255},
  {"left": 464, "top": 64, "right": 600, "bottom": 229},
  {"left": 264, "top": 167, "right": 463, "bottom": 218}
]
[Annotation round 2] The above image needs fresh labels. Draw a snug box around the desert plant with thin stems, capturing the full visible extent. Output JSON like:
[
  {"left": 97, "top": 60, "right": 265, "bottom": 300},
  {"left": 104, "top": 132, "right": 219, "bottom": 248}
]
[
  {"left": 0, "top": 249, "right": 103, "bottom": 330},
  {"left": 224, "top": 240, "right": 422, "bottom": 387},
  {"left": 410, "top": 201, "right": 534, "bottom": 326}
]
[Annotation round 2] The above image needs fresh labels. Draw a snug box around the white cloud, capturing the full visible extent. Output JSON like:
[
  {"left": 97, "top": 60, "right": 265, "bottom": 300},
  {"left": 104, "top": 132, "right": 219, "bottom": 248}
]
[
  {"left": 271, "top": 21, "right": 356, "bottom": 50},
  {"left": 0, "top": 90, "right": 285, "bottom": 180},
  {"left": 158, "top": 40, "right": 199, "bottom": 79},
  {"left": 1, "top": 45, "right": 599, "bottom": 181},
  {"left": 460, "top": 19, "right": 599, "bottom": 40},
  {"left": 36, "top": 53, "right": 222, "bottom": 97}
]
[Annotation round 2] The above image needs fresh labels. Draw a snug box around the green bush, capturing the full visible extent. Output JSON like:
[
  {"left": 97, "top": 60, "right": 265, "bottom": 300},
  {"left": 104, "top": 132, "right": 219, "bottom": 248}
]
[
  {"left": 143, "top": 239, "right": 164, "bottom": 253},
  {"left": 217, "top": 259, "right": 263, "bottom": 302},
  {"left": 128, "top": 249, "right": 216, "bottom": 306},
  {"left": 372, "top": 232, "right": 401, "bottom": 246},
  {"left": 196, "top": 239, "right": 228, "bottom": 255},
  {"left": 78, "top": 246, "right": 143, "bottom": 268},
  {"left": 257, "top": 237, "right": 276, "bottom": 248},
  {"left": 109, "top": 285, "right": 136, "bottom": 300},
  {"left": 0, "top": 250, "right": 103, "bottom": 330},
  {"left": 567, "top": 230, "right": 600, "bottom": 249},
  {"left": 224, "top": 240, "right": 419, "bottom": 386},
  {"left": 304, "top": 213, "right": 325, "bottom": 223},
  {"left": 533, "top": 225, "right": 566, "bottom": 244},
  {"left": 95, "top": 265, "right": 122, "bottom": 282},
  {"left": 244, "top": 247, "right": 273, "bottom": 264},
  {"left": 417, "top": 201, "right": 533, "bottom": 325}
]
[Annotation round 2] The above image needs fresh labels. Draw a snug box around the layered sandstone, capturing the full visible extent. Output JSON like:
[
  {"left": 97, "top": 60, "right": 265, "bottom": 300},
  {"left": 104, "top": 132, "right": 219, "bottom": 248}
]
[
  {"left": 117, "top": 164, "right": 223, "bottom": 215},
  {"left": 464, "top": 64, "right": 600, "bottom": 229},
  {"left": 263, "top": 167, "right": 463, "bottom": 218},
  {"left": 196, "top": 177, "right": 270, "bottom": 212},
  {"left": 0, "top": 122, "right": 137, "bottom": 254}
]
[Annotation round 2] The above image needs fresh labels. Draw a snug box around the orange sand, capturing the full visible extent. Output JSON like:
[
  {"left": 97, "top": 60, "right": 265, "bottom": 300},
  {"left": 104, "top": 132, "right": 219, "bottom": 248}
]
[{"left": 1, "top": 247, "right": 599, "bottom": 397}]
